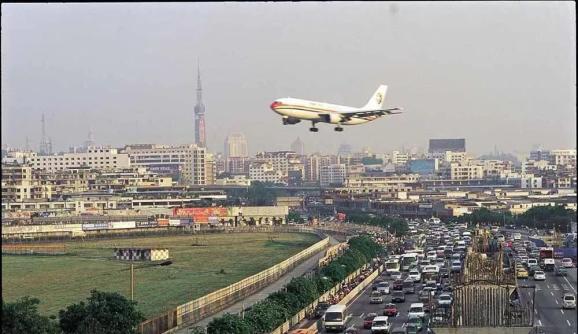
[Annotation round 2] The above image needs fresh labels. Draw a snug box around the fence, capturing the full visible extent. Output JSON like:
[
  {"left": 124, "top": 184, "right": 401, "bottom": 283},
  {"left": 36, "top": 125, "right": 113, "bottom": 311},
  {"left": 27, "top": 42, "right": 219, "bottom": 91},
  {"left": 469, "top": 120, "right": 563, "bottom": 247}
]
[
  {"left": 2, "top": 243, "right": 67, "bottom": 255},
  {"left": 138, "top": 232, "right": 329, "bottom": 334},
  {"left": 269, "top": 264, "right": 381, "bottom": 334}
]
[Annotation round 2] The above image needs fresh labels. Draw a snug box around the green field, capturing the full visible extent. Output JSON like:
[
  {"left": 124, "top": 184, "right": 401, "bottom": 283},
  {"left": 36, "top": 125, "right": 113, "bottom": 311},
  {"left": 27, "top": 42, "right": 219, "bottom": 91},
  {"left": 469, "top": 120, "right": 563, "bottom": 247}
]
[{"left": 2, "top": 232, "right": 319, "bottom": 318}]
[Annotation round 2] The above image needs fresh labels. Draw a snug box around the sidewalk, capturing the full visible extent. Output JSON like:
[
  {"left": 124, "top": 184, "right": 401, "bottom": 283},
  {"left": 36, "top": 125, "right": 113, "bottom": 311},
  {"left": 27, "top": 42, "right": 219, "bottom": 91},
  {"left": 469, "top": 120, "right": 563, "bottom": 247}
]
[{"left": 175, "top": 236, "right": 340, "bottom": 333}]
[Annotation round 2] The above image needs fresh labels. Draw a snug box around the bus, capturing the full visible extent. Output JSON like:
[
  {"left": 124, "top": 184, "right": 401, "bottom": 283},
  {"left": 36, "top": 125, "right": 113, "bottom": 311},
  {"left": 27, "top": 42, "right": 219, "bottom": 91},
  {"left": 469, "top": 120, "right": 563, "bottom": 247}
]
[
  {"left": 323, "top": 304, "right": 349, "bottom": 332},
  {"left": 400, "top": 253, "right": 419, "bottom": 271},
  {"left": 385, "top": 259, "right": 400, "bottom": 275}
]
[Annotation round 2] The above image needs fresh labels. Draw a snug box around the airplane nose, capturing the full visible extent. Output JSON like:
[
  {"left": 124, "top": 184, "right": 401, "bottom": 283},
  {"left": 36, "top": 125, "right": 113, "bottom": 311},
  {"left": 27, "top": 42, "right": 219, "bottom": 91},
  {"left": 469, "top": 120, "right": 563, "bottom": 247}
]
[{"left": 270, "top": 101, "right": 281, "bottom": 110}]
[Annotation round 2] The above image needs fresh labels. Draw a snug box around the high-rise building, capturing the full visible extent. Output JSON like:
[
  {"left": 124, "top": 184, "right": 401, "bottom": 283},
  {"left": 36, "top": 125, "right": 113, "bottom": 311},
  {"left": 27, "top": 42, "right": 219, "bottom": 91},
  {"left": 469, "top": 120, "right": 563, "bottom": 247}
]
[
  {"left": 338, "top": 144, "right": 352, "bottom": 157},
  {"left": 194, "top": 66, "right": 206, "bottom": 148},
  {"left": 428, "top": 139, "right": 466, "bottom": 153},
  {"left": 320, "top": 164, "right": 346, "bottom": 187},
  {"left": 122, "top": 144, "right": 206, "bottom": 185},
  {"left": 290, "top": 137, "right": 305, "bottom": 155},
  {"left": 225, "top": 133, "right": 248, "bottom": 158}
]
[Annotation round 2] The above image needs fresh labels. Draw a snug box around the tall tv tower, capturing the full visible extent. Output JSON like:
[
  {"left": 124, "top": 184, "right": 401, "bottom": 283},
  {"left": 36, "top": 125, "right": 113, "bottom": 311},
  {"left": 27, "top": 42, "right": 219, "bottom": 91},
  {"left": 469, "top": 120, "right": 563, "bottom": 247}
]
[
  {"left": 194, "top": 63, "right": 206, "bottom": 148},
  {"left": 39, "top": 114, "right": 52, "bottom": 155}
]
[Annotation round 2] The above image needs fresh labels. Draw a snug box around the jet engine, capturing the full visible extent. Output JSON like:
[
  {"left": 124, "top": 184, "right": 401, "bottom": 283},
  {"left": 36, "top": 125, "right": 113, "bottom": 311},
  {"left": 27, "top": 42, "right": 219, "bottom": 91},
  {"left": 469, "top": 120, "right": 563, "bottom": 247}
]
[{"left": 282, "top": 117, "right": 301, "bottom": 125}]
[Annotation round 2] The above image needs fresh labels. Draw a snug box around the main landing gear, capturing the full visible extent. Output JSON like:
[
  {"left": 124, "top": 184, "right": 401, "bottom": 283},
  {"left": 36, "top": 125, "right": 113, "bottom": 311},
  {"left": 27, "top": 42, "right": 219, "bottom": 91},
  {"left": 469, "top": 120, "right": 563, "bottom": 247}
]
[
  {"left": 334, "top": 126, "right": 344, "bottom": 132},
  {"left": 309, "top": 121, "right": 318, "bottom": 132}
]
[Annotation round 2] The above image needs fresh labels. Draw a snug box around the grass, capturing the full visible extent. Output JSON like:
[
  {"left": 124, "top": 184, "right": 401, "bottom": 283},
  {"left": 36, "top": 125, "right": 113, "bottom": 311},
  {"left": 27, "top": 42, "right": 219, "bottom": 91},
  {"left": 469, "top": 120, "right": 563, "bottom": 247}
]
[{"left": 2, "top": 232, "right": 319, "bottom": 318}]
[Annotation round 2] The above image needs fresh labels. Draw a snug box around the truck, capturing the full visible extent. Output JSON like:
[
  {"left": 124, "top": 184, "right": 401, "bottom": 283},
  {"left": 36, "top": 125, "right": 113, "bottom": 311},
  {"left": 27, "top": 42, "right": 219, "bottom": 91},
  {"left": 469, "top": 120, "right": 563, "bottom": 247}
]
[{"left": 539, "top": 247, "right": 554, "bottom": 260}]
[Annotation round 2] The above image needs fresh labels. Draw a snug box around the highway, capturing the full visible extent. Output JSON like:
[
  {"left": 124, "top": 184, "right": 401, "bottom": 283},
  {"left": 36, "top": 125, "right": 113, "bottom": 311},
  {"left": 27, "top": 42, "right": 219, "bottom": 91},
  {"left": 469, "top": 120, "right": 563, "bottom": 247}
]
[
  {"left": 317, "top": 270, "right": 424, "bottom": 333},
  {"left": 512, "top": 228, "right": 577, "bottom": 334}
]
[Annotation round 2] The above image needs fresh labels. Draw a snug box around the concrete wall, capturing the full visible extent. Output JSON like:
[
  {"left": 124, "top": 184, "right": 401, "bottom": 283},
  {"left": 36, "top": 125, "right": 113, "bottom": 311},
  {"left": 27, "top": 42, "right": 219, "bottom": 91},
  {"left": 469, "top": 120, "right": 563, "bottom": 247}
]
[{"left": 433, "top": 328, "right": 532, "bottom": 334}]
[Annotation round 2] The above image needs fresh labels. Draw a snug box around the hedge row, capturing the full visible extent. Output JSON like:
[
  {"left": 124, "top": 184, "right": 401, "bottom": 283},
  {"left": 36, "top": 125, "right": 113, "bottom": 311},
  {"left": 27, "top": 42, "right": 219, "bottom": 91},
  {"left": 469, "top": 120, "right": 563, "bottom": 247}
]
[{"left": 206, "top": 235, "right": 382, "bottom": 334}]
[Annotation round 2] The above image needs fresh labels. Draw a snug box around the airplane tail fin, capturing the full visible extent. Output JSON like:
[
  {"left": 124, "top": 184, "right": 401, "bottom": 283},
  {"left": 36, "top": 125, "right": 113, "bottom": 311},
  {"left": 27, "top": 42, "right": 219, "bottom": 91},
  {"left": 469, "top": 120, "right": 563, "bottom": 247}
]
[{"left": 362, "top": 85, "right": 388, "bottom": 110}]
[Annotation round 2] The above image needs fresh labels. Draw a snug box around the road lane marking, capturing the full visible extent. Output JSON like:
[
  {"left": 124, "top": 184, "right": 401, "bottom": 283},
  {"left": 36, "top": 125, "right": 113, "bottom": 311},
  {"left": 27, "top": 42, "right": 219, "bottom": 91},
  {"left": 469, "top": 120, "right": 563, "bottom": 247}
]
[
  {"left": 534, "top": 309, "right": 538, "bottom": 314},
  {"left": 538, "top": 319, "right": 542, "bottom": 326},
  {"left": 555, "top": 300, "right": 559, "bottom": 304},
  {"left": 564, "top": 277, "right": 577, "bottom": 293},
  {"left": 547, "top": 284, "right": 551, "bottom": 289},
  {"left": 551, "top": 292, "right": 555, "bottom": 296},
  {"left": 561, "top": 309, "right": 565, "bottom": 314},
  {"left": 567, "top": 320, "right": 572, "bottom": 326},
  {"left": 359, "top": 313, "right": 364, "bottom": 319}
]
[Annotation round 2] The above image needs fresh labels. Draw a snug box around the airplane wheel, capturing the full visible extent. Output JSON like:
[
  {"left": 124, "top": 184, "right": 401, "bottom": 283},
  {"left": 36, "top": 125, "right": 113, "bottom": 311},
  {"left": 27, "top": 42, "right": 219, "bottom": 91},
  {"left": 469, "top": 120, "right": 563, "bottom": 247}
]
[
  {"left": 335, "top": 127, "right": 343, "bottom": 132},
  {"left": 310, "top": 127, "right": 318, "bottom": 132}
]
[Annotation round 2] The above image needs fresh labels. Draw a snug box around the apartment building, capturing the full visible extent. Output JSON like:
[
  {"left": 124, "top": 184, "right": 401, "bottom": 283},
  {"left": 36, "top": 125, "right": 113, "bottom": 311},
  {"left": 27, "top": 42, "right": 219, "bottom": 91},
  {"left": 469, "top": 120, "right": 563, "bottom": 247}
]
[
  {"left": 29, "top": 147, "right": 130, "bottom": 172},
  {"left": 450, "top": 163, "right": 483, "bottom": 180},
  {"left": 249, "top": 162, "right": 286, "bottom": 184},
  {"left": 1, "top": 164, "right": 51, "bottom": 202},
  {"left": 122, "top": 144, "right": 206, "bottom": 185},
  {"left": 320, "top": 164, "right": 346, "bottom": 187}
]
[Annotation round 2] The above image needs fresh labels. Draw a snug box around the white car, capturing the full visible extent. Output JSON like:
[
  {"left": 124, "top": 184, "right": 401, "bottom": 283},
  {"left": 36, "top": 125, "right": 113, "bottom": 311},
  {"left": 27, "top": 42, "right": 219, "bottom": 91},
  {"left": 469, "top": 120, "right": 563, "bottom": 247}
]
[
  {"left": 563, "top": 293, "right": 576, "bottom": 309},
  {"left": 408, "top": 270, "right": 421, "bottom": 283},
  {"left": 377, "top": 281, "right": 390, "bottom": 295},
  {"left": 391, "top": 271, "right": 403, "bottom": 280},
  {"left": 371, "top": 316, "right": 391, "bottom": 333},
  {"left": 534, "top": 271, "right": 546, "bottom": 281},
  {"left": 438, "top": 293, "right": 452, "bottom": 306},
  {"left": 408, "top": 303, "right": 425, "bottom": 319},
  {"left": 561, "top": 258, "right": 574, "bottom": 268}
]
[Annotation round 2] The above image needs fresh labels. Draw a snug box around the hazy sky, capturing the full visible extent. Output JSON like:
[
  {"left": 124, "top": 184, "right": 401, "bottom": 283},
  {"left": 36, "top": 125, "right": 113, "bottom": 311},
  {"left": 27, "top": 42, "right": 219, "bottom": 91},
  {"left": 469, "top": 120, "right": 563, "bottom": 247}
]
[{"left": 2, "top": 2, "right": 575, "bottom": 156}]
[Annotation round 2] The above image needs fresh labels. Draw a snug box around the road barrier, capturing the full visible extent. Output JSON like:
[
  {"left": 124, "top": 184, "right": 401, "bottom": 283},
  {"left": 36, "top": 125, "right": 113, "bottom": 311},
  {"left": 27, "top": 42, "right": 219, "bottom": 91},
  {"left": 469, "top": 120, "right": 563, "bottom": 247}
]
[
  {"left": 269, "top": 264, "right": 381, "bottom": 334},
  {"left": 138, "top": 231, "right": 329, "bottom": 334}
]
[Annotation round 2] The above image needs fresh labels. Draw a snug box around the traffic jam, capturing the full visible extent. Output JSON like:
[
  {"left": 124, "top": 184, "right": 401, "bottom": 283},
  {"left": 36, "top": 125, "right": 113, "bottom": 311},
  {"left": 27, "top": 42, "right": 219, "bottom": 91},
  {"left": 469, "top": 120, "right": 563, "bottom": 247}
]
[{"left": 313, "top": 218, "right": 577, "bottom": 333}]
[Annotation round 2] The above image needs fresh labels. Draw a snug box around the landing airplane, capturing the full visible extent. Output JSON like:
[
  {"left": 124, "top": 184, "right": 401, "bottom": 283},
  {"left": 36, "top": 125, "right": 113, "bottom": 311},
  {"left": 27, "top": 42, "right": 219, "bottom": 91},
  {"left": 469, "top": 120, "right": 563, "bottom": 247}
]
[{"left": 270, "top": 85, "right": 402, "bottom": 132}]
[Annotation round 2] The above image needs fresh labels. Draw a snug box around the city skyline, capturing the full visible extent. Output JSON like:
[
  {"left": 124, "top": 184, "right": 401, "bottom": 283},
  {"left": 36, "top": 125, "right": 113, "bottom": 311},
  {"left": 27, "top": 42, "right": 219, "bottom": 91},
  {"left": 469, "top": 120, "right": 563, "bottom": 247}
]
[{"left": 1, "top": 2, "right": 575, "bottom": 155}]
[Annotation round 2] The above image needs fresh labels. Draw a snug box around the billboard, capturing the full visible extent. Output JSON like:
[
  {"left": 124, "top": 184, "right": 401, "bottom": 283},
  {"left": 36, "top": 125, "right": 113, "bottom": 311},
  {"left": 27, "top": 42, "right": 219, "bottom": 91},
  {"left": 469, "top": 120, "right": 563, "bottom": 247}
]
[
  {"left": 172, "top": 207, "right": 228, "bottom": 223},
  {"left": 136, "top": 221, "right": 159, "bottom": 228},
  {"left": 110, "top": 221, "right": 136, "bottom": 229},
  {"left": 82, "top": 223, "right": 111, "bottom": 231},
  {"left": 147, "top": 164, "right": 181, "bottom": 180},
  {"left": 157, "top": 218, "right": 169, "bottom": 226},
  {"left": 168, "top": 219, "right": 181, "bottom": 226}
]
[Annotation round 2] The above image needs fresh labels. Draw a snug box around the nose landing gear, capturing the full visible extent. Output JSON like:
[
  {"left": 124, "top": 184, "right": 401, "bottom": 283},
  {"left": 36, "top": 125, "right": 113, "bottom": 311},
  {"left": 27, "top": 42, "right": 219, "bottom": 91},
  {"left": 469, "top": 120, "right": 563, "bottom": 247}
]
[{"left": 310, "top": 121, "right": 319, "bottom": 132}]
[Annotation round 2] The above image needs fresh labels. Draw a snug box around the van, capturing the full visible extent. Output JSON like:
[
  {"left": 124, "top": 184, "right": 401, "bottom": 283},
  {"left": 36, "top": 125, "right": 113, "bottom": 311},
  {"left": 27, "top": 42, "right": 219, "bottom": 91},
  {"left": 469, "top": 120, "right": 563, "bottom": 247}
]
[
  {"left": 408, "top": 303, "right": 425, "bottom": 319},
  {"left": 370, "top": 315, "right": 391, "bottom": 333},
  {"left": 323, "top": 304, "right": 348, "bottom": 332},
  {"left": 527, "top": 258, "right": 538, "bottom": 268}
]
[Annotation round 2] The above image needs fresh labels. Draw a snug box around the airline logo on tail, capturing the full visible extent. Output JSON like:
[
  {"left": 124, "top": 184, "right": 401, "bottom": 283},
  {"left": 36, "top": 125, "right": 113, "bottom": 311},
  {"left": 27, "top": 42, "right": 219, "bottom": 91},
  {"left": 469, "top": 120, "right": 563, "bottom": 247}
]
[{"left": 376, "top": 92, "right": 383, "bottom": 105}]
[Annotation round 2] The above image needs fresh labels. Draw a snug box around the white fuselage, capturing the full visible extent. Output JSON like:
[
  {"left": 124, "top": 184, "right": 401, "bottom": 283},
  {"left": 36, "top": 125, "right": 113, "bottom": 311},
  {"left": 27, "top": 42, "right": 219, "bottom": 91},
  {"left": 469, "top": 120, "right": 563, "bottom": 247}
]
[{"left": 270, "top": 98, "right": 378, "bottom": 125}]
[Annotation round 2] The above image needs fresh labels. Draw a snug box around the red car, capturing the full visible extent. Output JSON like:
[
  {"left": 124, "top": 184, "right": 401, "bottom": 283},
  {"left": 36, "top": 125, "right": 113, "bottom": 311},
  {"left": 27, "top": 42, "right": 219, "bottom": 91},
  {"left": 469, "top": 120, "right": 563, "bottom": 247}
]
[
  {"left": 363, "top": 312, "right": 378, "bottom": 329},
  {"left": 383, "top": 303, "right": 398, "bottom": 316}
]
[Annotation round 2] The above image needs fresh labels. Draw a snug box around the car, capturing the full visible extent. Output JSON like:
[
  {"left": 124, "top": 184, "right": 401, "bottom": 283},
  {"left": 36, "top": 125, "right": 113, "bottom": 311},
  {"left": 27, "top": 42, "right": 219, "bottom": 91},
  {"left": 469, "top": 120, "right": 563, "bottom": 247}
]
[
  {"left": 389, "top": 327, "right": 406, "bottom": 334},
  {"left": 528, "top": 265, "right": 541, "bottom": 276},
  {"left": 391, "top": 291, "right": 405, "bottom": 303},
  {"left": 377, "top": 281, "right": 390, "bottom": 295},
  {"left": 408, "top": 303, "right": 426, "bottom": 319},
  {"left": 372, "top": 279, "right": 384, "bottom": 291},
  {"left": 403, "top": 280, "right": 416, "bottom": 294},
  {"left": 406, "top": 317, "right": 424, "bottom": 331},
  {"left": 392, "top": 279, "right": 404, "bottom": 291},
  {"left": 438, "top": 293, "right": 453, "bottom": 307},
  {"left": 527, "top": 258, "right": 538, "bottom": 268},
  {"left": 562, "top": 258, "right": 574, "bottom": 268},
  {"left": 370, "top": 291, "right": 384, "bottom": 304},
  {"left": 370, "top": 316, "right": 391, "bottom": 334},
  {"left": 563, "top": 293, "right": 576, "bottom": 309},
  {"left": 314, "top": 301, "right": 330, "bottom": 318},
  {"left": 408, "top": 269, "right": 421, "bottom": 282},
  {"left": 390, "top": 271, "right": 403, "bottom": 280},
  {"left": 363, "top": 312, "right": 378, "bottom": 329},
  {"left": 451, "top": 260, "right": 462, "bottom": 273},
  {"left": 516, "top": 268, "right": 528, "bottom": 279},
  {"left": 439, "top": 267, "right": 450, "bottom": 278},
  {"left": 383, "top": 303, "right": 398, "bottom": 317},
  {"left": 533, "top": 271, "right": 546, "bottom": 281},
  {"left": 556, "top": 266, "right": 568, "bottom": 276}
]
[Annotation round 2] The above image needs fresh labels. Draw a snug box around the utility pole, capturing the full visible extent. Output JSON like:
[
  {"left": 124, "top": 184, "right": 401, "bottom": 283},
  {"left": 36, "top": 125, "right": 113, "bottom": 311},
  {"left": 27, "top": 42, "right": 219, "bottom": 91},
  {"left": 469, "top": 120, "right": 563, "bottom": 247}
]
[{"left": 130, "top": 263, "right": 134, "bottom": 301}]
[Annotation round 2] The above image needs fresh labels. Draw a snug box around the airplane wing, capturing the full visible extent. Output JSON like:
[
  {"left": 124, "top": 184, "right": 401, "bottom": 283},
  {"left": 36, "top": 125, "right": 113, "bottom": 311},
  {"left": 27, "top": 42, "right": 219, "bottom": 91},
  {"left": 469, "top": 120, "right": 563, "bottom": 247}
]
[{"left": 339, "top": 108, "right": 403, "bottom": 120}]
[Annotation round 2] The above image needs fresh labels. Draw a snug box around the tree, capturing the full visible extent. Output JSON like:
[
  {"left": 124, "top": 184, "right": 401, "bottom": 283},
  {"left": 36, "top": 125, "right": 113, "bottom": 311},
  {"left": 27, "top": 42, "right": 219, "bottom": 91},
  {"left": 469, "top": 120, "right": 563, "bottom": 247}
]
[
  {"left": 207, "top": 313, "right": 251, "bottom": 334},
  {"left": 2, "top": 297, "right": 59, "bottom": 334},
  {"left": 59, "top": 290, "right": 144, "bottom": 334},
  {"left": 287, "top": 211, "right": 303, "bottom": 223},
  {"left": 246, "top": 181, "right": 277, "bottom": 206}
]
